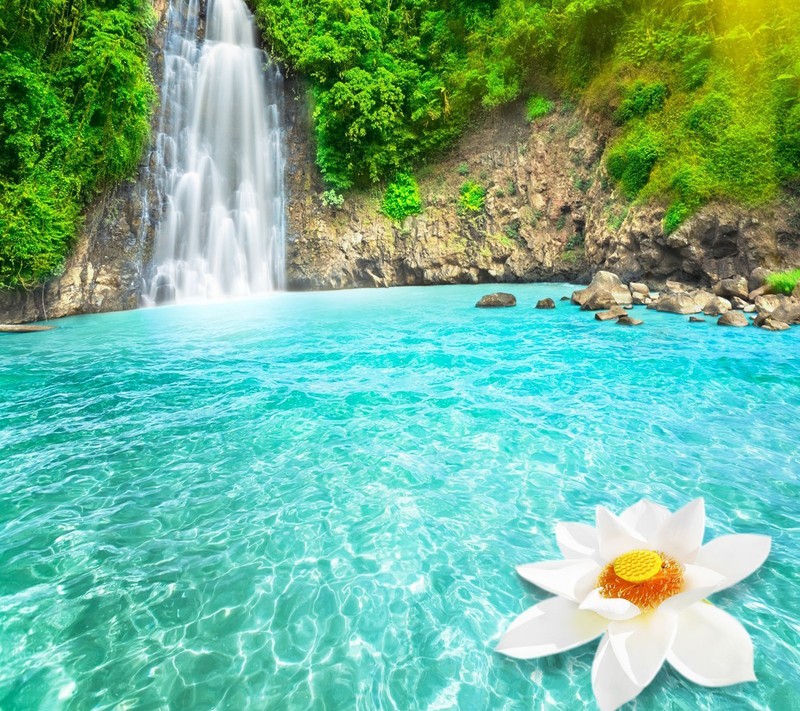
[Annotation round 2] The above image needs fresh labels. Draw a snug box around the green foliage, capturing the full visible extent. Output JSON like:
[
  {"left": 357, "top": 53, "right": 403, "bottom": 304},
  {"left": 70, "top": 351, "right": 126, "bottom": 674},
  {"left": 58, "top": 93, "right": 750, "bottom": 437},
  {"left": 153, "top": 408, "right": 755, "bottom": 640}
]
[
  {"left": 0, "top": 0, "right": 155, "bottom": 288},
  {"left": 606, "top": 127, "right": 659, "bottom": 198},
  {"left": 458, "top": 180, "right": 486, "bottom": 214},
  {"left": 615, "top": 82, "right": 668, "bottom": 123},
  {"left": 765, "top": 269, "right": 800, "bottom": 295},
  {"left": 382, "top": 173, "right": 422, "bottom": 220},
  {"left": 457, "top": 163, "right": 470, "bottom": 176},
  {"left": 526, "top": 94, "right": 554, "bottom": 122},
  {"left": 321, "top": 189, "right": 344, "bottom": 208}
]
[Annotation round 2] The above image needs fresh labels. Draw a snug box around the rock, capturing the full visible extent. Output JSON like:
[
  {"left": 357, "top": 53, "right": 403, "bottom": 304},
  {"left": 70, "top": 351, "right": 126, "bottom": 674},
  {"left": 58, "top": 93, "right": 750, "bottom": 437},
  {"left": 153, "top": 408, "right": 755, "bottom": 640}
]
[
  {"left": 629, "top": 282, "right": 650, "bottom": 296},
  {"left": 559, "top": 296, "right": 570, "bottom": 301},
  {"left": 689, "top": 316, "right": 705, "bottom": 323},
  {"left": 717, "top": 311, "right": 749, "bottom": 327},
  {"left": 748, "top": 284, "right": 775, "bottom": 301},
  {"left": 476, "top": 292, "right": 516, "bottom": 308},
  {"left": 580, "top": 289, "right": 618, "bottom": 311},
  {"left": 536, "top": 298, "right": 556, "bottom": 309},
  {"left": 595, "top": 306, "right": 627, "bottom": 321},
  {"left": 0, "top": 324, "right": 55, "bottom": 333},
  {"left": 688, "top": 290, "right": 715, "bottom": 311},
  {"left": 664, "top": 280, "right": 690, "bottom": 293},
  {"left": 730, "top": 296, "right": 750, "bottom": 310},
  {"left": 761, "top": 318, "right": 790, "bottom": 331},
  {"left": 655, "top": 293, "right": 704, "bottom": 315},
  {"left": 714, "top": 276, "right": 749, "bottom": 301},
  {"left": 743, "top": 304, "right": 756, "bottom": 313},
  {"left": 794, "top": 283, "right": 800, "bottom": 299},
  {"left": 749, "top": 267, "right": 772, "bottom": 293},
  {"left": 754, "top": 294, "right": 784, "bottom": 315},
  {"left": 616, "top": 315, "right": 643, "bottom": 326},
  {"left": 770, "top": 298, "right": 800, "bottom": 325},
  {"left": 572, "top": 271, "right": 632, "bottom": 308},
  {"left": 702, "top": 296, "right": 732, "bottom": 316}
]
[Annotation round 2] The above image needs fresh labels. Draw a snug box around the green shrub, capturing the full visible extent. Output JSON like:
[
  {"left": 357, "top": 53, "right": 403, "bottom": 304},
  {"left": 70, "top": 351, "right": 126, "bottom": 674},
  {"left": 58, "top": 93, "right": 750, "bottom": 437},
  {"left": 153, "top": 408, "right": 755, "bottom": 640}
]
[
  {"left": 526, "top": 94, "right": 554, "bottom": 122},
  {"left": 321, "top": 189, "right": 344, "bottom": 208},
  {"left": 606, "top": 128, "right": 660, "bottom": 198},
  {"left": 685, "top": 92, "right": 733, "bottom": 141},
  {"left": 458, "top": 180, "right": 486, "bottom": 213},
  {"left": 457, "top": 163, "right": 470, "bottom": 176},
  {"left": 765, "top": 269, "right": 800, "bottom": 295},
  {"left": 382, "top": 173, "right": 422, "bottom": 221},
  {"left": 615, "top": 81, "right": 668, "bottom": 123},
  {"left": 663, "top": 202, "right": 691, "bottom": 235}
]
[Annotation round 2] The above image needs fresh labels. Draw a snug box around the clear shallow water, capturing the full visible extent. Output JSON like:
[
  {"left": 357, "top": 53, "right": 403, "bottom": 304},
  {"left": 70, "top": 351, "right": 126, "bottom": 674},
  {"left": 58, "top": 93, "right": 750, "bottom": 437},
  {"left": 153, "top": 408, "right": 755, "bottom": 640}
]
[{"left": 0, "top": 284, "right": 798, "bottom": 711}]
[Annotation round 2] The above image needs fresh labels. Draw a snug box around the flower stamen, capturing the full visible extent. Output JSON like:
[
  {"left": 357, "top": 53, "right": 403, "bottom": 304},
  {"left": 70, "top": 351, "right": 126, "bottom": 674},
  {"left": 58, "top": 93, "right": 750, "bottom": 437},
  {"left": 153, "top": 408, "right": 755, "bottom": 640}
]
[{"left": 598, "top": 549, "right": 684, "bottom": 609}]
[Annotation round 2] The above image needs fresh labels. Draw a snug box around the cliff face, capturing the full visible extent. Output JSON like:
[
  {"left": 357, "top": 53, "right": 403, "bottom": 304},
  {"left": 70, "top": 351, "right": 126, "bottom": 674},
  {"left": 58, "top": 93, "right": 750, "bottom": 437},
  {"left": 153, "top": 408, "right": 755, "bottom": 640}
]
[
  {"left": 284, "top": 89, "right": 800, "bottom": 291},
  {"left": 1, "top": 9, "right": 798, "bottom": 324}
]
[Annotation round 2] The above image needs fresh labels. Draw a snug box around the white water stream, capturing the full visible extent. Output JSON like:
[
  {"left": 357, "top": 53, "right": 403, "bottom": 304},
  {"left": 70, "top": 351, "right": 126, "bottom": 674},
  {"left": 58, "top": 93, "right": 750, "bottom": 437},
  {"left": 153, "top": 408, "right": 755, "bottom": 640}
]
[{"left": 146, "top": 0, "right": 285, "bottom": 304}]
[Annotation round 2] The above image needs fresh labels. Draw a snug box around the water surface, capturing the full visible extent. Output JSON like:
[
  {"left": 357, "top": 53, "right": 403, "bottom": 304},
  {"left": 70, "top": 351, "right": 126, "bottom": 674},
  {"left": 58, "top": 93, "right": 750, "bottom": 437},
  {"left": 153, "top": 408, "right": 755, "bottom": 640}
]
[{"left": 1, "top": 285, "right": 798, "bottom": 710}]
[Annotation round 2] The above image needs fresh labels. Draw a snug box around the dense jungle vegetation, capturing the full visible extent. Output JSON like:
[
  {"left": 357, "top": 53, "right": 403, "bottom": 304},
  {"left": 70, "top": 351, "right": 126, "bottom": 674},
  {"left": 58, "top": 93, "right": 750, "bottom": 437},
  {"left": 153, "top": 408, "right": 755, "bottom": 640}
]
[
  {"left": 0, "top": 0, "right": 155, "bottom": 288},
  {"left": 1, "top": 0, "right": 799, "bottom": 288},
  {"left": 256, "top": 0, "right": 800, "bottom": 227}
]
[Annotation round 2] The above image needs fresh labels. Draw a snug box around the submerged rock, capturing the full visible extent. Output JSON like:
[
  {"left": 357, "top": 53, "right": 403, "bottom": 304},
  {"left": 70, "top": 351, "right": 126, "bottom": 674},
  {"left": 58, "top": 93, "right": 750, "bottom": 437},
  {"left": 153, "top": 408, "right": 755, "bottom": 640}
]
[
  {"left": 580, "top": 289, "right": 618, "bottom": 311},
  {"left": 616, "top": 315, "right": 643, "bottom": 326},
  {"left": 761, "top": 317, "right": 790, "bottom": 332},
  {"left": 717, "top": 311, "right": 749, "bottom": 327},
  {"left": 536, "top": 298, "right": 556, "bottom": 309},
  {"left": 689, "top": 316, "right": 706, "bottom": 323},
  {"left": 595, "top": 306, "right": 627, "bottom": 321},
  {"left": 0, "top": 324, "right": 55, "bottom": 333},
  {"left": 476, "top": 292, "right": 516, "bottom": 308}
]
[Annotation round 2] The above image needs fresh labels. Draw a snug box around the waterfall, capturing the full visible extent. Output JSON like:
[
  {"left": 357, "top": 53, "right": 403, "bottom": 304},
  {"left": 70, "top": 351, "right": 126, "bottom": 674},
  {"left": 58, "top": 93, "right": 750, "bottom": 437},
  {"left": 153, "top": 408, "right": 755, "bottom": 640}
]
[{"left": 145, "top": 0, "right": 285, "bottom": 304}]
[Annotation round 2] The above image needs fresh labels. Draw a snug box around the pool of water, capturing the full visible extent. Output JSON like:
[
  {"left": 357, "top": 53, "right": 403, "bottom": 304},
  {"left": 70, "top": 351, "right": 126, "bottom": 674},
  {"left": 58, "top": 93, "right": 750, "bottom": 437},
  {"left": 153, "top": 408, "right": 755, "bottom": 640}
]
[{"left": 1, "top": 284, "right": 798, "bottom": 710}]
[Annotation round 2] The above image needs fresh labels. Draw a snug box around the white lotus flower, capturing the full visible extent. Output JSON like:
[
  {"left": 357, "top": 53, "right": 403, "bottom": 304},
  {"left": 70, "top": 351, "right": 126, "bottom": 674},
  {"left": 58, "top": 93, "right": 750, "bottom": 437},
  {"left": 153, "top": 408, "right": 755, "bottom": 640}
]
[{"left": 496, "top": 499, "right": 771, "bottom": 710}]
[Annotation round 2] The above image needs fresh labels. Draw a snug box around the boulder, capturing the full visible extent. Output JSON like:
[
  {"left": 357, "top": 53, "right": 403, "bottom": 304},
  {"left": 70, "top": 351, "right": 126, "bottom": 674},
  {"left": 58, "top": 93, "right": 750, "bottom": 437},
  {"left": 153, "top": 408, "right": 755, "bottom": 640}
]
[
  {"left": 629, "top": 282, "right": 650, "bottom": 296},
  {"left": 616, "top": 315, "right": 643, "bottom": 326},
  {"left": 702, "top": 296, "right": 732, "bottom": 316},
  {"left": 770, "top": 299, "right": 800, "bottom": 325},
  {"left": 730, "top": 296, "right": 750, "bottom": 310},
  {"left": 748, "top": 267, "right": 772, "bottom": 293},
  {"left": 559, "top": 296, "right": 570, "bottom": 301},
  {"left": 762, "top": 318, "right": 790, "bottom": 332},
  {"left": 743, "top": 304, "right": 756, "bottom": 313},
  {"left": 572, "top": 271, "right": 632, "bottom": 308},
  {"left": 580, "top": 289, "right": 618, "bottom": 311},
  {"left": 688, "top": 290, "right": 715, "bottom": 311},
  {"left": 0, "top": 324, "right": 55, "bottom": 333},
  {"left": 655, "top": 293, "right": 703, "bottom": 315},
  {"left": 476, "top": 292, "right": 516, "bottom": 308},
  {"left": 689, "top": 317, "right": 705, "bottom": 323},
  {"left": 748, "top": 284, "right": 775, "bottom": 302},
  {"left": 714, "top": 276, "right": 749, "bottom": 301},
  {"left": 595, "top": 306, "right": 627, "bottom": 321},
  {"left": 717, "top": 311, "right": 749, "bottom": 327},
  {"left": 754, "top": 294, "right": 784, "bottom": 315},
  {"left": 536, "top": 298, "right": 556, "bottom": 309},
  {"left": 664, "top": 280, "right": 691, "bottom": 293}
]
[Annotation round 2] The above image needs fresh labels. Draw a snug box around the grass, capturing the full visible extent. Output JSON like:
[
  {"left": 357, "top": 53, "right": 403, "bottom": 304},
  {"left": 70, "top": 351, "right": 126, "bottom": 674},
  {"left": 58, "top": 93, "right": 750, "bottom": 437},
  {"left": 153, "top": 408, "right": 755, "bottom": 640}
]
[{"left": 765, "top": 269, "right": 800, "bottom": 295}]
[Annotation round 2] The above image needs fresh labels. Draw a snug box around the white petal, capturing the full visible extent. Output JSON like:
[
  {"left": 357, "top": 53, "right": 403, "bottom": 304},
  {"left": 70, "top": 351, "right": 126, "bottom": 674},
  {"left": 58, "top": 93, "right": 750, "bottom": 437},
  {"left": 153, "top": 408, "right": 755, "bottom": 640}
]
[
  {"left": 516, "top": 559, "right": 601, "bottom": 602},
  {"left": 556, "top": 522, "right": 598, "bottom": 559},
  {"left": 496, "top": 596, "right": 607, "bottom": 659},
  {"left": 667, "top": 602, "right": 756, "bottom": 686},
  {"left": 608, "top": 611, "right": 678, "bottom": 687},
  {"left": 659, "top": 564, "right": 727, "bottom": 613},
  {"left": 592, "top": 634, "right": 645, "bottom": 711},
  {"left": 695, "top": 534, "right": 771, "bottom": 592},
  {"left": 596, "top": 506, "right": 647, "bottom": 562},
  {"left": 619, "top": 499, "right": 671, "bottom": 541},
  {"left": 653, "top": 498, "right": 705, "bottom": 563},
  {"left": 580, "top": 589, "right": 640, "bottom": 621}
]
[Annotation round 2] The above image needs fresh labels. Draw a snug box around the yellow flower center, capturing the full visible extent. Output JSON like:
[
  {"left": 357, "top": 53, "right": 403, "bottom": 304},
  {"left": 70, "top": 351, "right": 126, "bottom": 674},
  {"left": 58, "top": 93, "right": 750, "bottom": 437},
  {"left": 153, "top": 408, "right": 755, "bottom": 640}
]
[
  {"left": 598, "top": 549, "right": 684, "bottom": 609},
  {"left": 613, "top": 549, "right": 663, "bottom": 583}
]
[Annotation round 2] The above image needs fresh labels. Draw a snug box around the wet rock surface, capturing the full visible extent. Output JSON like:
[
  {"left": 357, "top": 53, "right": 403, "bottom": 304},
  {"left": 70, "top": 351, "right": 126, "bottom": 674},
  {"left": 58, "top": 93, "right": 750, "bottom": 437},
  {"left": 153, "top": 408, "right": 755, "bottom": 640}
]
[{"left": 476, "top": 292, "right": 516, "bottom": 308}]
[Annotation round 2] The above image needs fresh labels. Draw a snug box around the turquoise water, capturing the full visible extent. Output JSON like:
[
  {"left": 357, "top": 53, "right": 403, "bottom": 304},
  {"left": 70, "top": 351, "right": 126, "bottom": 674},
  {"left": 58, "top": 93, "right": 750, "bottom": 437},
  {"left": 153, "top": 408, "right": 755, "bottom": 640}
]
[{"left": 1, "top": 284, "right": 798, "bottom": 710}]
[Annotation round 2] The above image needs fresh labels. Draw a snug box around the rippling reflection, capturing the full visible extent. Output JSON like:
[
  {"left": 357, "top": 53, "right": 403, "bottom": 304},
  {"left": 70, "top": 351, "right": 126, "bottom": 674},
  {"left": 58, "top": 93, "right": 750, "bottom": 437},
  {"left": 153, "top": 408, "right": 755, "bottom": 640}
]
[{"left": 1, "top": 285, "right": 798, "bottom": 710}]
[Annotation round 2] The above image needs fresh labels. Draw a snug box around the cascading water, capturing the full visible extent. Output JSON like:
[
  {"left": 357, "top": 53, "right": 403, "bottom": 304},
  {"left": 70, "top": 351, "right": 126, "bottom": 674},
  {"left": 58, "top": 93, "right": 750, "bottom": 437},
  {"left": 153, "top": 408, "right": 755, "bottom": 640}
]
[{"left": 146, "top": 0, "right": 285, "bottom": 304}]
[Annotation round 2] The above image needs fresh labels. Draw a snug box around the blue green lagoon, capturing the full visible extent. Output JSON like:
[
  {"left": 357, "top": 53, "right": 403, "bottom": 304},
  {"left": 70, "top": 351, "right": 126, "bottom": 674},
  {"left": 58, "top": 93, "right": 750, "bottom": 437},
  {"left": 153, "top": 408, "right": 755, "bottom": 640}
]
[{"left": 1, "top": 284, "right": 798, "bottom": 710}]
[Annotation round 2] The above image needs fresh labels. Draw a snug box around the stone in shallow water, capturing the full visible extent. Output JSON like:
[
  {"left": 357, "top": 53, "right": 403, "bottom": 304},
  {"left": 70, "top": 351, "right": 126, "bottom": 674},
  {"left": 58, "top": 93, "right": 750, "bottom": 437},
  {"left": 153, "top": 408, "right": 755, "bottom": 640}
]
[
  {"left": 0, "top": 324, "right": 54, "bottom": 333},
  {"left": 571, "top": 271, "right": 632, "bottom": 308},
  {"left": 617, "top": 315, "right": 643, "bottom": 326},
  {"left": 595, "top": 306, "right": 627, "bottom": 321},
  {"left": 718, "top": 311, "right": 749, "bottom": 327},
  {"left": 762, "top": 318, "right": 790, "bottom": 332},
  {"left": 475, "top": 292, "right": 516, "bottom": 308},
  {"left": 536, "top": 298, "right": 556, "bottom": 309},
  {"left": 689, "top": 316, "right": 706, "bottom": 323},
  {"left": 702, "top": 296, "right": 732, "bottom": 316}
]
